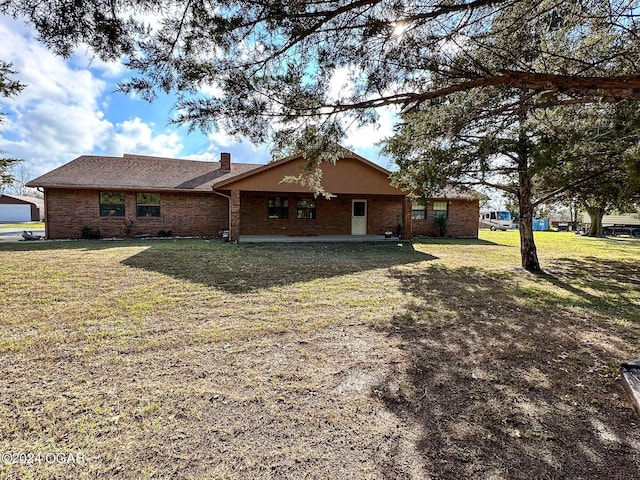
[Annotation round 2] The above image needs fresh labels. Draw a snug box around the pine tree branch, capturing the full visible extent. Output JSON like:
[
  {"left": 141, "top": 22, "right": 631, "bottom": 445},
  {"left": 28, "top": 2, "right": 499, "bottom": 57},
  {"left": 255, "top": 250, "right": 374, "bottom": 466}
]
[{"left": 532, "top": 167, "right": 614, "bottom": 207}]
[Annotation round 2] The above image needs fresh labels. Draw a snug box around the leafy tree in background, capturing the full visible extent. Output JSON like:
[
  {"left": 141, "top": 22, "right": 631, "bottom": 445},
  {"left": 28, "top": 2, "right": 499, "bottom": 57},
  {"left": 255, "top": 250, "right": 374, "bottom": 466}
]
[
  {"left": 580, "top": 178, "right": 639, "bottom": 237},
  {"left": 386, "top": 95, "right": 640, "bottom": 271},
  {"left": 385, "top": 87, "right": 560, "bottom": 272},
  {"left": 488, "top": 100, "right": 640, "bottom": 237},
  {"left": 534, "top": 102, "right": 640, "bottom": 236},
  {"left": 384, "top": 1, "right": 640, "bottom": 272},
  {"left": 0, "top": 60, "right": 23, "bottom": 188},
  {"left": 5, "top": 163, "right": 41, "bottom": 197}
]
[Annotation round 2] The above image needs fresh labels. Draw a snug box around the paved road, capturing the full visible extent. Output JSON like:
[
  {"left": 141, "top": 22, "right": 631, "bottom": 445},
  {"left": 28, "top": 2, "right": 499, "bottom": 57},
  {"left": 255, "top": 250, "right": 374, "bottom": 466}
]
[{"left": 0, "top": 227, "right": 46, "bottom": 243}]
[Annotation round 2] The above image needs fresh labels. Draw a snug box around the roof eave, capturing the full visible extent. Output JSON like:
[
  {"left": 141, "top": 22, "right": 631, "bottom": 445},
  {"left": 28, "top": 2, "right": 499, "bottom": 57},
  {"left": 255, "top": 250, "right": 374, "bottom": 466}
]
[{"left": 31, "top": 184, "right": 215, "bottom": 193}]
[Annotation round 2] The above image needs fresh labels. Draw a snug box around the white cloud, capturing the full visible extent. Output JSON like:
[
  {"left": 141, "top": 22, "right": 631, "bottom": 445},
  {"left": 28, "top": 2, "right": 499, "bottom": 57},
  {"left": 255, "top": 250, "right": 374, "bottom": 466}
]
[
  {"left": 198, "top": 82, "right": 225, "bottom": 99},
  {"left": 70, "top": 49, "right": 126, "bottom": 79},
  {"left": 0, "top": 16, "right": 187, "bottom": 175},
  {"left": 327, "top": 66, "right": 357, "bottom": 103},
  {"left": 0, "top": 28, "right": 106, "bottom": 111},
  {"left": 207, "top": 129, "right": 235, "bottom": 148},
  {"left": 325, "top": 67, "right": 399, "bottom": 163},
  {"left": 106, "top": 118, "right": 183, "bottom": 157},
  {"left": 0, "top": 18, "right": 113, "bottom": 172},
  {"left": 343, "top": 106, "right": 398, "bottom": 149}
]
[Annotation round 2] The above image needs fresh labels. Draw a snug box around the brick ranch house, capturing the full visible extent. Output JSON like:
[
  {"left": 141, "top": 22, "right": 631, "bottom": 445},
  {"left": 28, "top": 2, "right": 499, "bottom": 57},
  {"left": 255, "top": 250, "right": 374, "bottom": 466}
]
[{"left": 27, "top": 151, "right": 480, "bottom": 241}]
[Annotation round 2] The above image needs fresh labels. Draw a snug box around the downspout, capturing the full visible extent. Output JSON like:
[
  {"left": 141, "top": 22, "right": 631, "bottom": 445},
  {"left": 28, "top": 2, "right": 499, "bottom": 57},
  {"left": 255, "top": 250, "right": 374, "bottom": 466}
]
[
  {"left": 212, "top": 188, "right": 231, "bottom": 239},
  {"left": 38, "top": 187, "right": 49, "bottom": 239}
]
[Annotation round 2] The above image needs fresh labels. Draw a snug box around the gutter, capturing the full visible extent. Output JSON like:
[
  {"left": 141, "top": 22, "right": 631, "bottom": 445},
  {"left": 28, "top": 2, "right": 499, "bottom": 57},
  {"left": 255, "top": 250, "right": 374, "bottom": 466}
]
[{"left": 40, "top": 187, "right": 50, "bottom": 239}]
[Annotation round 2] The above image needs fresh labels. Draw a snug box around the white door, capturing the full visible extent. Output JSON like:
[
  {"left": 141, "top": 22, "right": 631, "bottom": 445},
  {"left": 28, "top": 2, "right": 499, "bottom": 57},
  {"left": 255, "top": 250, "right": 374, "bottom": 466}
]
[
  {"left": 351, "top": 200, "right": 367, "bottom": 235},
  {"left": 0, "top": 204, "right": 31, "bottom": 222}
]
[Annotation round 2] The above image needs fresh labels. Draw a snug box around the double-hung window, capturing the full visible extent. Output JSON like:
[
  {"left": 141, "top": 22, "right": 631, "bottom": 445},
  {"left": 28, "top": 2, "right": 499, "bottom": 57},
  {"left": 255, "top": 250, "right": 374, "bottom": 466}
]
[
  {"left": 99, "top": 192, "right": 125, "bottom": 217},
  {"left": 268, "top": 197, "right": 288, "bottom": 219},
  {"left": 411, "top": 203, "right": 426, "bottom": 220},
  {"left": 296, "top": 198, "right": 316, "bottom": 219},
  {"left": 433, "top": 201, "right": 448, "bottom": 219},
  {"left": 136, "top": 193, "right": 161, "bottom": 217}
]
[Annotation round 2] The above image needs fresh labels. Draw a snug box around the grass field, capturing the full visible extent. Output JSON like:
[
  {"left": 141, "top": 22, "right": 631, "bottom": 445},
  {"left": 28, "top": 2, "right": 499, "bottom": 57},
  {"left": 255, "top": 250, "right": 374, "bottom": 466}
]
[
  {"left": 0, "top": 222, "right": 45, "bottom": 229},
  {"left": 1, "top": 231, "right": 639, "bottom": 479}
]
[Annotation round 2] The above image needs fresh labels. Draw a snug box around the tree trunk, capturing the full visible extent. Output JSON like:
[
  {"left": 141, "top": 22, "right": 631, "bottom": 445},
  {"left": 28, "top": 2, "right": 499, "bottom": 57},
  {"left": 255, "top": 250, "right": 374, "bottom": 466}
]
[
  {"left": 518, "top": 186, "right": 542, "bottom": 272},
  {"left": 517, "top": 132, "right": 541, "bottom": 273},
  {"left": 569, "top": 199, "right": 579, "bottom": 231},
  {"left": 585, "top": 205, "right": 605, "bottom": 237}
]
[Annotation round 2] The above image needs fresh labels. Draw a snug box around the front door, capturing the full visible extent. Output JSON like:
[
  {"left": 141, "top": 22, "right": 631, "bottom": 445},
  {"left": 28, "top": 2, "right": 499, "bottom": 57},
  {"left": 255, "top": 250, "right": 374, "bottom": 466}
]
[{"left": 351, "top": 199, "right": 367, "bottom": 235}]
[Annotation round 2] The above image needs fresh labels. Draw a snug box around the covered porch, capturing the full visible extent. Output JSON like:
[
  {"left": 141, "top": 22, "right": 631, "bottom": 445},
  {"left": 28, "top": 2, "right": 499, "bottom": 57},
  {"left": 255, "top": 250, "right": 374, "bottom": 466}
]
[
  {"left": 212, "top": 152, "right": 412, "bottom": 242},
  {"left": 226, "top": 191, "right": 411, "bottom": 242}
]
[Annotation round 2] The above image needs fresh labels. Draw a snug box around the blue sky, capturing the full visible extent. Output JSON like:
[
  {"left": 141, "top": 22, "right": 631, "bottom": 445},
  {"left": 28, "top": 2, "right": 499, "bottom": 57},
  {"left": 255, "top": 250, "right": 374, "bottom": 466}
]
[{"left": 0, "top": 15, "right": 397, "bottom": 178}]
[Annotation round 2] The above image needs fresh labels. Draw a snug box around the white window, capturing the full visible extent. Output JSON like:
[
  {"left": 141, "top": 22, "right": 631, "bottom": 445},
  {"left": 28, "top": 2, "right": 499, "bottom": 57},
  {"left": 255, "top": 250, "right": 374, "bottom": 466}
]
[
  {"left": 433, "top": 201, "right": 448, "bottom": 219},
  {"left": 412, "top": 203, "right": 426, "bottom": 220}
]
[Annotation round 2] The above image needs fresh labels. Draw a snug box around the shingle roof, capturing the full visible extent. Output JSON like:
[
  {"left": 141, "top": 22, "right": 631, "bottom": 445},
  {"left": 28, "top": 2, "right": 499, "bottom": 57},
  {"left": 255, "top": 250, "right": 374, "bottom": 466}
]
[
  {"left": 0, "top": 194, "right": 44, "bottom": 207},
  {"left": 26, "top": 154, "right": 262, "bottom": 192},
  {"left": 26, "top": 152, "right": 480, "bottom": 200}
]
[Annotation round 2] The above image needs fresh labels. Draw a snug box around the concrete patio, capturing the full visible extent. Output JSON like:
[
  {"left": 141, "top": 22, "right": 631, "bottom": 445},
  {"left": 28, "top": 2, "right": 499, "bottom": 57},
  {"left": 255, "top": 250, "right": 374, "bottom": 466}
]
[{"left": 239, "top": 234, "right": 406, "bottom": 243}]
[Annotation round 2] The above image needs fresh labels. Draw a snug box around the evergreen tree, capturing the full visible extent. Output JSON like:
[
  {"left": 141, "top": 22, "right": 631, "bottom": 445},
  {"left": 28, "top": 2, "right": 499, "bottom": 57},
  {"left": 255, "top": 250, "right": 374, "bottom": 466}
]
[
  {"left": 534, "top": 102, "right": 640, "bottom": 236},
  {"left": 1, "top": 0, "right": 639, "bottom": 153},
  {"left": 0, "top": 61, "right": 23, "bottom": 186},
  {"left": 385, "top": 87, "right": 555, "bottom": 271}
]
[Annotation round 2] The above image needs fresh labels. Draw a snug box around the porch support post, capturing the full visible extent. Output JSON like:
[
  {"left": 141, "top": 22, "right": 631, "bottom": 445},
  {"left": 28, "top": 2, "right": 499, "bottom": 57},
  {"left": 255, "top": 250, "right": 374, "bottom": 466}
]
[
  {"left": 402, "top": 196, "right": 412, "bottom": 240},
  {"left": 230, "top": 190, "right": 241, "bottom": 242}
]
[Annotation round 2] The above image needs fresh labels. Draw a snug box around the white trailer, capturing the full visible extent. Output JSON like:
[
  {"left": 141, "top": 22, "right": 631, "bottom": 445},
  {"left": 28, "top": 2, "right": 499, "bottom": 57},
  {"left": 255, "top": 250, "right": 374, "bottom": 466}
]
[{"left": 479, "top": 210, "right": 512, "bottom": 231}]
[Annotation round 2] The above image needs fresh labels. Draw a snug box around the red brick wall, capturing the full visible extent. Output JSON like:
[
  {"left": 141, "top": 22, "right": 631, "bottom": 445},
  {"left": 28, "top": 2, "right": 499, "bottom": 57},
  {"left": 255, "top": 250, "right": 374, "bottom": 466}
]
[
  {"left": 44, "top": 188, "right": 478, "bottom": 240},
  {"left": 238, "top": 193, "right": 406, "bottom": 236},
  {"left": 44, "top": 188, "right": 228, "bottom": 239},
  {"left": 411, "top": 199, "right": 479, "bottom": 238},
  {"left": 402, "top": 197, "right": 412, "bottom": 240},
  {"left": 368, "top": 196, "right": 407, "bottom": 236},
  {"left": 229, "top": 190, "right": 240, "bottom": 242}
]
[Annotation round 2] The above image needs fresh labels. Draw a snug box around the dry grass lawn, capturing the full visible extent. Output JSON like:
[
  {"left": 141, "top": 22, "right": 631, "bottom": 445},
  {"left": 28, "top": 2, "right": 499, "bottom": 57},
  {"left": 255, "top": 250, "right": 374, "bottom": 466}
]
[{"left": 1, "top": 231, "right": 639, "bottom": 479}]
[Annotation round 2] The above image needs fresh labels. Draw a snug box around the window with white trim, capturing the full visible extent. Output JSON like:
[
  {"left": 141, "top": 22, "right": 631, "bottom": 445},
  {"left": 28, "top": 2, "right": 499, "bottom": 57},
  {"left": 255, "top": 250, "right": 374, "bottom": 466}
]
[
  {"left": 411, "top": 203, "right": 426, "bottom": 220},
  {"left": 433, "top": 201, "right": 448, "bottom": 219}
]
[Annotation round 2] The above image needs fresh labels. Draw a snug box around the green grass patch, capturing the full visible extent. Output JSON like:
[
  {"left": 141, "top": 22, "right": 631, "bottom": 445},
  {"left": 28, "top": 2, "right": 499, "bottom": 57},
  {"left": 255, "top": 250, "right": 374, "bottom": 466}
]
[{"left": 0, "top": 222, "right": 45, "bottom": 229}]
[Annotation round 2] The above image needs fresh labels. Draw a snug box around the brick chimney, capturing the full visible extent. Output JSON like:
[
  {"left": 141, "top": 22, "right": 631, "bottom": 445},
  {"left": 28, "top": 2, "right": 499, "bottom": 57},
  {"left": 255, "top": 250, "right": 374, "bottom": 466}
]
[{"left": 220, "top": 152, "right": 231, "bottom": 171}]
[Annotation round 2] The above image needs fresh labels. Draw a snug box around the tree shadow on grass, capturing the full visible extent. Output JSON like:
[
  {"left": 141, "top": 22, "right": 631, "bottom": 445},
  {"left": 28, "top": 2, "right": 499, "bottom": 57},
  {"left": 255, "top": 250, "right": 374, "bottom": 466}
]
[
  {"left": 0, "top": 239, "right": 436, "bottom": 292},
  {"left": 413, "top": 237, "right": 504, "bottom": 246},
  {"left": 541, "top": 257, "right": 640, "bottom": 324},
  {"left": 375, "top": 261, "right": 640, "bottom": 479},
  {"left": 0, "top": 239, "right": 128, "bottom": 252},
  {"left": 121, "top": 241, "right": 436, "bottom": 293},
  {"left": 545, "top": 256, "right": 640, "bottom": 290}
]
